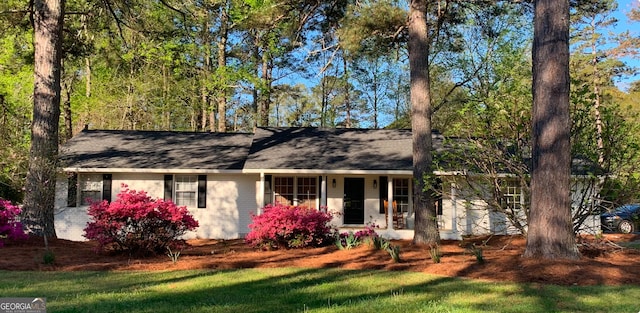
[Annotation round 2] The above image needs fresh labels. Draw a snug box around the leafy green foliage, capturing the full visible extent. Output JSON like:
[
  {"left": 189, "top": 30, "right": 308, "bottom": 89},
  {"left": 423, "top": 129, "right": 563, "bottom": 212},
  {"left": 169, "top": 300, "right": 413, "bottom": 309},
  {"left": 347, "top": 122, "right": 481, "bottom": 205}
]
[{"left": 335, "top": 224, "right": 379, "bottom": 250}]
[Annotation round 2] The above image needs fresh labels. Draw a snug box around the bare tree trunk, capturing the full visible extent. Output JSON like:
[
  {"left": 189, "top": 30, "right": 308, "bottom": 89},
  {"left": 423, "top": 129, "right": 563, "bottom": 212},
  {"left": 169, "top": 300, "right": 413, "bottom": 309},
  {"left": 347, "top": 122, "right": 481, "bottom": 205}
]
[
  {"left": 250, "top": 31, "right": 260, "bottom": 129},
  {"left": 524, "top": 0, "right": 580, "bottom": 260},
  {"left": 373, "top": 59, "right": 379, "bottom": 129},
  {"left": 216, "top": 2, "right": 230, "bottom": 133},
  {"left": 82, "top": 13, "right": 91, "bottom": 99},
  {"left": 22, "top": 0, "right": 65, "bottom": 238},
  {"left": 258, "top": 48, "right": 271, "bottom": 127},
  {"left": 62, "top": 77, "right": 73, "bottom": 141},
  {"left": 321, "top": 69, "right": 328, "bottom": 128},
  {"left": 201, "top": 84, "right": 208, "bottom": 131},
  {"left": 409, "top": 0, "right": 439, "bottom": 246},
  {"left": 85, "top": 57, "right": 91, "bottom": 98},
  {"left": 201, "top": 16, "right": 212, "bottom": 132},
  {"left": 590, "top": 17, "right": 605, "bottom": 167},
  {"left": 162, "top": 64, "right": 170, "bottom": 129},
  {"left": 343, "top": 54, "right": 351, "bottom": 128}
]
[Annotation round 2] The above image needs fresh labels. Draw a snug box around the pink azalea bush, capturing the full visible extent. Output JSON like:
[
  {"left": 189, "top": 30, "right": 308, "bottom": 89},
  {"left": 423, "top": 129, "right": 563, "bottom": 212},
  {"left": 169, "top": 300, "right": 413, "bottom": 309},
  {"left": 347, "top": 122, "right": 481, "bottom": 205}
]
[
  {"left": 84, "top": 185, "right": 199, "bottom": 254},
  {"left": 0, "top": 198, "right": 27, "bottom": 247},
  {"left": 245, "top": 204, "right": 336, "bottom": 249}
]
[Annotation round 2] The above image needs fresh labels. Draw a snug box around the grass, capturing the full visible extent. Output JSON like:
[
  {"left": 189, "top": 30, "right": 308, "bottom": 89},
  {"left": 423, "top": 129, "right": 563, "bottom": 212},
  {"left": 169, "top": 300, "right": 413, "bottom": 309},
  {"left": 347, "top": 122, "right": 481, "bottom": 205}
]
[{"left": 1, "top": 268, "right": 639, "bottom": 313}]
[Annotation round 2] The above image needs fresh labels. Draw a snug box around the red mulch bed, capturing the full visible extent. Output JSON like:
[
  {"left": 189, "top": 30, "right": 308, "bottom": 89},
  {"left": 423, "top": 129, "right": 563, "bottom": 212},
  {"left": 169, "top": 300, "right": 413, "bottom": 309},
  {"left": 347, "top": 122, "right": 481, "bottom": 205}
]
[{"left": 2, "top": 233, "right": 639, "bottom": 286}]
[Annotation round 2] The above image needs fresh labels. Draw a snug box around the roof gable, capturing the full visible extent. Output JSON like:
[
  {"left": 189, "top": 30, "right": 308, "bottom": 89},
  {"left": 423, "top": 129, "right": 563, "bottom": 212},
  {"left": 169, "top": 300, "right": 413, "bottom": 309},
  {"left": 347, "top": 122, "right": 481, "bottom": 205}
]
[{"left": 244, "top": 127, "right": 414, "bottom": 171}]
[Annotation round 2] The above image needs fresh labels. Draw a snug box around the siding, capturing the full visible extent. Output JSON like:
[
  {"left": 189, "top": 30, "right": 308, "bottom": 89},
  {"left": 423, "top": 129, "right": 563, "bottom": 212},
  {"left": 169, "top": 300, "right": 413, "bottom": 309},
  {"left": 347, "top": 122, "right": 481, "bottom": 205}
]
[{"left": 54, "top": 172, "right": 258, "bottom": 241}]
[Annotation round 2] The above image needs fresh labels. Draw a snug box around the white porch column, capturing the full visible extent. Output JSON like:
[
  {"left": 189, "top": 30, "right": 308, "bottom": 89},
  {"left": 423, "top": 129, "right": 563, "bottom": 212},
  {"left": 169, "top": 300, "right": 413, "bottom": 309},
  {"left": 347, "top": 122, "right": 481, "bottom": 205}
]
[
  {"left": 451, "top": 182, "right": 458, "bottom": 234},
  {"left": 387, "top": 178, "right": 394, "bottom": 229},
  {"left": 258, "top": 172, "right": 265, "bottom": 215},
  {"left": 321, "top": 176, "right": 327, "bottom": 210}
]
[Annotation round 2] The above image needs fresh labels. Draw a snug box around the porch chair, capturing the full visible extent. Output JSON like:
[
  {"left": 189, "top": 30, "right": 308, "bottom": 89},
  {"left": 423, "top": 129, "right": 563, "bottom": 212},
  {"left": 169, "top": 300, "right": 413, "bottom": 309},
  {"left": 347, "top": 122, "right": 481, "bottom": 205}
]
[
  {"left": 383, "top": 200, "right": 389, "bottom": 228},
  {"left": 383, "top": 200, "right": 404, "bottom": 229},
  {"left": 392, "top": 200, "right": 404, "bottom": 229}
]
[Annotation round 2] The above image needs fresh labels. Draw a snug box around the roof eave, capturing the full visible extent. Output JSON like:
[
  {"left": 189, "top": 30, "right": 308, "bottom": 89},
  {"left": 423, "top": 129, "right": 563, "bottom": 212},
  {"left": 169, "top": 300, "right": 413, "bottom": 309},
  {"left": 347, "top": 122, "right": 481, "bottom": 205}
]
[
  {"left": 242, "top": 169, "right": 413, "bottom": 175},
  {"left": 61, "top": 167, "right": 245, "bottom": 174}
]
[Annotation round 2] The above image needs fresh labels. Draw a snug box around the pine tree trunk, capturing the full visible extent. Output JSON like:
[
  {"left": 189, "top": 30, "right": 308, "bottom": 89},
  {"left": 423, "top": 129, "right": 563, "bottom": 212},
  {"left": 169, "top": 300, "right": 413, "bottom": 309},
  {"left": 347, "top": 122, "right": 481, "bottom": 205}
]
[
  {"left": 409, "top": 0, "right": 439, "bottom": 246},
  {"left": 62, "top": 79, "right": 73, "bottom": 141},
  {"left": 524, "top": 0, "right": 580, "bottom": 260},
  {"left": 258, "top": 49, "right": 271, "bottom": 127},
  {"left": 216, "top": 2, "right": 229, "bottom": 133},
  {"left": 343, "top": 55, "right": 351, "bottom": 128},
  {"left": 590, "top": 17, "right": 605, "bottom": 167},
  {"left": 22, "top": 0, "right": 65, "bottom": 237}
]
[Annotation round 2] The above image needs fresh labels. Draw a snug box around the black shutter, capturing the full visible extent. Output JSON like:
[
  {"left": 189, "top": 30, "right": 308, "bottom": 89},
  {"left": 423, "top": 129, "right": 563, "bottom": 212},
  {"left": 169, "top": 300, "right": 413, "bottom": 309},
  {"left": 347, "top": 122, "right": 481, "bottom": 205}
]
[
  {"left": 102, "top": 174, "right": 112, "bottom": 202},
  {"left": 164, "top": 175, "right": 173, "bottom": 201},
  {"left": 379, "top": 176, "right": 388, "bottom": 214},
  {"left": 197, "top": 175, "right": 207, "bottom": 208},
  {"left": 67, "top": 173, "right": 78, "bottom": 207}
]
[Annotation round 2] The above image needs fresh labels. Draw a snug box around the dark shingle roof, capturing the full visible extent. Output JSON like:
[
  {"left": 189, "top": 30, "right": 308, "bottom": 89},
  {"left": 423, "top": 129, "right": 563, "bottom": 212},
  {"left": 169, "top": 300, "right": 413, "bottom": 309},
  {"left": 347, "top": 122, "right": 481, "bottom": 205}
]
[
  {"left": 244, "top": 127, "right": 416, "bottom": 171},
  {"left": 59, "top": 130, "right": 253, "bottom": 171},
  {"left": 58, "top": 127, "right": 602, "bottom": 176}
]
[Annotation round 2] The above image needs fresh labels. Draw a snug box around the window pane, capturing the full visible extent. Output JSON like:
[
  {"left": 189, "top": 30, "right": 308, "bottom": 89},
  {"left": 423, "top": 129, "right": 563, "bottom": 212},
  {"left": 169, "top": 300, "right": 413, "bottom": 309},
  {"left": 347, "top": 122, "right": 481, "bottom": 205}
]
[
  {"left": 175, "top": 175, "right": 197, "bottom": 207},
  {"left": 176, "top": 191, "right": 196, "bottom": 207},
  {"left": 80, "top": 191, "right": 101, "bottom": 205},
  {"left": 80, "top": 174, "right": 103, "bottom": 205},
  {"left": 297, "top": 177, "right": 317, "bottom": 209},
  {"left": 274, "top": 177, "right": 294, "bottom": 206},
  {"left": 502, "top": 180, "right": 522, "bottom": 211},
  {"left": 393, "top": 178, "right": 410, "bottom": 213}
]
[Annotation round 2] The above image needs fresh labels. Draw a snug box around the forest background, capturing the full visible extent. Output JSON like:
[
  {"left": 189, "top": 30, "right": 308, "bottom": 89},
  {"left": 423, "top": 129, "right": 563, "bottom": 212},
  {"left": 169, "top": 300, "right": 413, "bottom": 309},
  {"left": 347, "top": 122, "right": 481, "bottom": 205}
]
[{"left": 0, "top": 0, "right": 639, "bottom": 212}]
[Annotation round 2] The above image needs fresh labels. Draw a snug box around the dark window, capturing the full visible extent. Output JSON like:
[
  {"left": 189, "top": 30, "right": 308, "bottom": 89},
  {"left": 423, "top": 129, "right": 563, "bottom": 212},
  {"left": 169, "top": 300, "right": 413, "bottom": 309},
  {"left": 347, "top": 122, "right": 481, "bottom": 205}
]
[{"left": 102, "top": 174, "right": 112, "bottom": 202}]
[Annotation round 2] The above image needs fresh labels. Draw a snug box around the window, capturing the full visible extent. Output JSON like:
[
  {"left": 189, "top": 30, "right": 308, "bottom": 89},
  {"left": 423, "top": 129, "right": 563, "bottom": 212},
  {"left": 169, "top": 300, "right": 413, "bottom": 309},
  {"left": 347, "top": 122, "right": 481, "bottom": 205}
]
[
  {"left": 393, "top": 178, "right": 410, "bottom": 213},
  {"left": 175, "top": 175, "right": 197, "bottom": 207},
  {"left": 272, "top": 176, "right": 317, "bottom": 208},
  {"left": 165, "top": 175, "right": 206, "bottom": 208},
  {"left": 274, "top": 177, "right": 294, "bottom": 205},
  {"left": 297, "top": 177, "right": 317, "bottom": 209},
  {"left": 80, "top": 174, "right": 102, "bottom": 205},
  {"left": 501, "top": 179, "right": 523, "bottom": 212}
]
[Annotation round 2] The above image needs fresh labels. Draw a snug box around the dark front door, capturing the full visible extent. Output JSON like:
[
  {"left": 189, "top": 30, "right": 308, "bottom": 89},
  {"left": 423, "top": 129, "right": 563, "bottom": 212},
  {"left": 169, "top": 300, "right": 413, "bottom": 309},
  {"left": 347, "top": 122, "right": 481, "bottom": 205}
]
[{"left": 343, "top": 178, "right": 365, "bottom": 224}]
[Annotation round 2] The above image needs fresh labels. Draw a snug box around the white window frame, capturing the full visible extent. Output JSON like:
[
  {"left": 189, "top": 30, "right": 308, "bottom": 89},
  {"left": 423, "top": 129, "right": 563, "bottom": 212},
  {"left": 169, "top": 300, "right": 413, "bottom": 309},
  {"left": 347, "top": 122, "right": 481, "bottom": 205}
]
[
  {"left": 502, "top": 179, "right": 524, "bottom": 212},
  {"left": 296, "top": 177, "right": 318, "bottom": 209},
  {"left": 393, "top": 178, "right": 410, "bottom": 213},
  {"left": 273, "top": 176, "right": 318, "bottom": 208},
  {"left": 79, "top": 174, "right": 102, "bottom": 205},
  {"left": 175, "top": 175, "right": 197, "bottom": 207}
]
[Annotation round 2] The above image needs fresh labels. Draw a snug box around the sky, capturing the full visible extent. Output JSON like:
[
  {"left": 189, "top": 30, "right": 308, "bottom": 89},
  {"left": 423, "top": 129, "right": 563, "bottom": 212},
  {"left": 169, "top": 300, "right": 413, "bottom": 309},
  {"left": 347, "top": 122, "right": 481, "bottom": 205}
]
[{"left": 612, "top": 0, "right": 640, "bottom": 90}]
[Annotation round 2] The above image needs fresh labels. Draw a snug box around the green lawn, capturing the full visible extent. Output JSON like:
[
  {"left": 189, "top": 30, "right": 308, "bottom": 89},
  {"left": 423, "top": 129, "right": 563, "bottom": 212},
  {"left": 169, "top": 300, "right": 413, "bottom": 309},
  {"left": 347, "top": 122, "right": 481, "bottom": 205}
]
[{"left": 0, "top": 268, "right": 638, "bottom": 313}]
